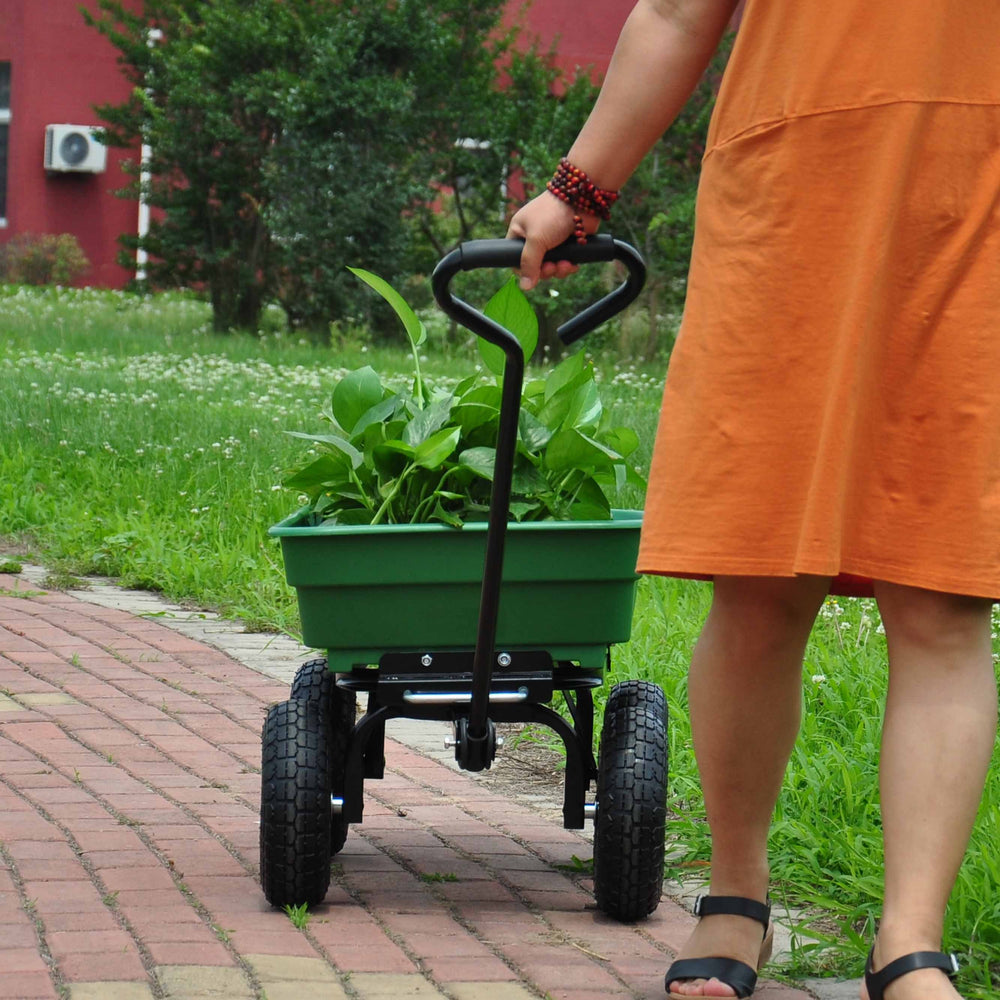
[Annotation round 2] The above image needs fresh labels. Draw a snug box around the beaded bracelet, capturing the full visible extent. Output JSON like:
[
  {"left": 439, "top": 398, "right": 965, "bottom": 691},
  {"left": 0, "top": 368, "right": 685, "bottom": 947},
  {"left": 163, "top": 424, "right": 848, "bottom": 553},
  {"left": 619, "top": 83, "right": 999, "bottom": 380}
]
[{"left": 546, "top": 158, "right": 619, "bottom": 244}]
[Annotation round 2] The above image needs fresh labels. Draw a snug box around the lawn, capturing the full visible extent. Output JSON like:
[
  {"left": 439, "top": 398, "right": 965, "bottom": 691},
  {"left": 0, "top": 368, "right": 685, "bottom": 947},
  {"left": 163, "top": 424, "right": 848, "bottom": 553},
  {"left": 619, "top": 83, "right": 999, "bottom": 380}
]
[{"left": 1, "top": 283, "right": 998, "bottom": 995}]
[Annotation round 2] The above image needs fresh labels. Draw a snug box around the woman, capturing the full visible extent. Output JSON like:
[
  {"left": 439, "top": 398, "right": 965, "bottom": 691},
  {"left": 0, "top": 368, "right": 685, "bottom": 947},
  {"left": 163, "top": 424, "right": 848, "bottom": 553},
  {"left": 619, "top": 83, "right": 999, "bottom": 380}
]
[{"left": 507, "top": 2, "right": 1000, "bottom": 999}]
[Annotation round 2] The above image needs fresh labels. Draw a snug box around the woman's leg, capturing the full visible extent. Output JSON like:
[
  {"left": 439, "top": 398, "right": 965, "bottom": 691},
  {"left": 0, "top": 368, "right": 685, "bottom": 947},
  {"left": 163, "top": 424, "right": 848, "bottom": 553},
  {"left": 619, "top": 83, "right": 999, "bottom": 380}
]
[
  {"left": 867, "top": 582, "right": 997, "bottom": 1000},
  {"left": 669, "top": 574, "right": 831, "bottom": 998}
]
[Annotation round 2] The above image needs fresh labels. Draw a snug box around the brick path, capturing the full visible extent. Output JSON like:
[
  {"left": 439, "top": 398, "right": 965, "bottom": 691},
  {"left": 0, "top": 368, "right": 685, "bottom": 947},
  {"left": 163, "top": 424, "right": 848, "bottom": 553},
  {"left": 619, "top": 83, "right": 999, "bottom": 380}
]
[{"left": 0, "top": 569, "right": 817, "bottom": 1000}]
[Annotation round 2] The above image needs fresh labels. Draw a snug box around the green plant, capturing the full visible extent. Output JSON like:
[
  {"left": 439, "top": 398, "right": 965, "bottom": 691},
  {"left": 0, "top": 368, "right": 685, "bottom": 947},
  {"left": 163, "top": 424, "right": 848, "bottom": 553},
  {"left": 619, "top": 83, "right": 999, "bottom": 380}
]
[
  {"left": 419, "top": 872, "right": 459, "bottom": 883},
  {"left": 284, "top": 901, "right": 310, "bottom": 929},
  {"left": 283, "top": 270, "right": 645, "bottom": 526},
  {"left": 0, "top": 233, "right": 90, "bottom": 286}
]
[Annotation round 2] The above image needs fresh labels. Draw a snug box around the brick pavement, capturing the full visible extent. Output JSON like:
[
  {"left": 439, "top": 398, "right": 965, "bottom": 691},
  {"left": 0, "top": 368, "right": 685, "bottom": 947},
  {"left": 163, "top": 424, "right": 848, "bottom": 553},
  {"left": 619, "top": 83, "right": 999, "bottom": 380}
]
[{"left": 0, "top": 569, "right": 821, "bottom": 1000}]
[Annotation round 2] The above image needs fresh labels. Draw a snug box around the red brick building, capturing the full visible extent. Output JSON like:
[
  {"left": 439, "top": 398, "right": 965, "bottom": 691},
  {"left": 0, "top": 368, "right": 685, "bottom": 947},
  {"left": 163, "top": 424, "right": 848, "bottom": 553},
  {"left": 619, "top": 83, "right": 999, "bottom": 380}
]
[{"left": 0, "top": 0, "right": 635, "bottom": 289}]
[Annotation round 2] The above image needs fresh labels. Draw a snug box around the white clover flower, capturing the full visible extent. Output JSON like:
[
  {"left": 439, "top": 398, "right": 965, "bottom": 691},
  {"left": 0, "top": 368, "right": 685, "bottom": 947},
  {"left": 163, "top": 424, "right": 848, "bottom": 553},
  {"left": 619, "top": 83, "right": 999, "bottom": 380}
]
[{"left": 811, "top": 674, "right": 827, "bottom": 684}]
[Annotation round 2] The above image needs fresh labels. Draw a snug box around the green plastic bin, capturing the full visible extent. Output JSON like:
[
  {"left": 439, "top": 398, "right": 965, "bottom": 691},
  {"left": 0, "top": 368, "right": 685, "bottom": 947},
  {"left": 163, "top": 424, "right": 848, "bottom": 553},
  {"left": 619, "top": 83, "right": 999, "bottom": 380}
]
[{"left": 269, "top": 508, "right": 643, "bottom": 671}]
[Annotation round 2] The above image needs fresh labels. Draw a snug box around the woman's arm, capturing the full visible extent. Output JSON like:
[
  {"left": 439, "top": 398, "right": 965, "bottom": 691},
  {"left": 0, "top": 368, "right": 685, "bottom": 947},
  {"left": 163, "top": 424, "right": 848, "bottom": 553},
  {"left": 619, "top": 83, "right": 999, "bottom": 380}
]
[{"left": 508, "top": 0, "right": 739, "bottom": 289}]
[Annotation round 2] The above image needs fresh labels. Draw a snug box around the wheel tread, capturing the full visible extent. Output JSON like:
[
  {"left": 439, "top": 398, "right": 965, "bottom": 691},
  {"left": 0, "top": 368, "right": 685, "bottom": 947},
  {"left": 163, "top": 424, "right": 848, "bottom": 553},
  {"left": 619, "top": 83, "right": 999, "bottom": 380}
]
[{"left": 592, "top": 680, "right": 668, "bottom": 921}]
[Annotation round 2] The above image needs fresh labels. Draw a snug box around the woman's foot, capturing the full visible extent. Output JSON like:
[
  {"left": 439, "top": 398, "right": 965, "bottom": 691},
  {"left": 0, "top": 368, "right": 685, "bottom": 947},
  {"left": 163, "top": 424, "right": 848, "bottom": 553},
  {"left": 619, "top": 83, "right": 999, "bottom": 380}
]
[
  {"left": 860, "top": 936, "right": 963, "bottom": 1000},
  {"left": 666, "top": 896, "right": 772, "bottom": 998}
]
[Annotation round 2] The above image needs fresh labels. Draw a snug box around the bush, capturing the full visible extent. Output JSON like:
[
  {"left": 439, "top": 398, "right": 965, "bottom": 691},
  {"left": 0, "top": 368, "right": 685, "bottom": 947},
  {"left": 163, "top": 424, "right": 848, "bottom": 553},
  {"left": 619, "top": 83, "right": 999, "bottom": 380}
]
[{"left": 0, "top": 233, "right": 91, "bottom": 286}]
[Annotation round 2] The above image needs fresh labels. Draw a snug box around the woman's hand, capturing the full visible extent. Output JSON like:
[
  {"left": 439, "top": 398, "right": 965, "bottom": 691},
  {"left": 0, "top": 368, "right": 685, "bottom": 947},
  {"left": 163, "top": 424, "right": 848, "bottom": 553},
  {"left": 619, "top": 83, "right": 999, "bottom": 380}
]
[{"left": 506, "top": 193, "right": 601, "bottom": 291}]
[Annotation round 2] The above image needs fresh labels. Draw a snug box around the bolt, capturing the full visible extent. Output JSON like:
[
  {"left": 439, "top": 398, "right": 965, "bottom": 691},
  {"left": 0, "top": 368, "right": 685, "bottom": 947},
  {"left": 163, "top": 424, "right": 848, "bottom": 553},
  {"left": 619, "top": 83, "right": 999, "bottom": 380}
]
[
  {"left": 420, "top": 654, "right": 433, "bottom": 667},
  {"left": 497, "top": 652, "right": 512, "bottom": 667}
]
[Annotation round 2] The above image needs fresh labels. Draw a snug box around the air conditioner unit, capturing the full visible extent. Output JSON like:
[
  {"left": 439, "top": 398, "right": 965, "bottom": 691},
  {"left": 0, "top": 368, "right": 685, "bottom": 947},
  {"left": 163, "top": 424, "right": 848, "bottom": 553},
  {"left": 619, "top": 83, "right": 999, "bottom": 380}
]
[{"left": 44, "top": 124, "right": 108, "bottom": 173}]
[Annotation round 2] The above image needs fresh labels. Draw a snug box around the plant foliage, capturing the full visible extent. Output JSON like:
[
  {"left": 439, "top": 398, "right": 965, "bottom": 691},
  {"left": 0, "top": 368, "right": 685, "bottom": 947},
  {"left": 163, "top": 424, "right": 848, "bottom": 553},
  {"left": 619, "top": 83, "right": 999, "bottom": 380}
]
[
  {"left": 0, "top": 233, "right": 90, "bottom": 285},
  {"left": 284, "top": 272, "right": 645, "bottom": 525}
]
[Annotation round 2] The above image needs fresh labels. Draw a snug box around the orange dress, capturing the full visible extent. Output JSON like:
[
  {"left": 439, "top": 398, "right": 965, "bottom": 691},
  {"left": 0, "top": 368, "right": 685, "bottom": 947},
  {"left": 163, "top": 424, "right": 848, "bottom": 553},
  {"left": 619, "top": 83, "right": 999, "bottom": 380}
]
[{"left": 636, "top": 0, "right": 1000, "bottom": 599}]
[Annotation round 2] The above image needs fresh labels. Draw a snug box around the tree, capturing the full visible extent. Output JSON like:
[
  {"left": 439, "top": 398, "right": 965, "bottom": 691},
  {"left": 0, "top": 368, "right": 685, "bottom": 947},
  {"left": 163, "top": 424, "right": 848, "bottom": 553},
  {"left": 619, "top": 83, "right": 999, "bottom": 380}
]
[
  {"left": 265, "top": 1, "right": 514, "bottom": 332},
  {"left": 85, "top": 0, "right": 326, "bottom": 331}
]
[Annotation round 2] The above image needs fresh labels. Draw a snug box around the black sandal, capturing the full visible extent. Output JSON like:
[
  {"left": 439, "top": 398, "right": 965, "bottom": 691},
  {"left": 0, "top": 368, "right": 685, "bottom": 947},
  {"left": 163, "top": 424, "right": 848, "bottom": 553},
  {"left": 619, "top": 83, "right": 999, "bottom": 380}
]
[
  {"left": 864, "top": 948, "right": 960, "bottom": 1000},
  {"left": 664, "top": 895, "right": 773, "bottom": 999}
]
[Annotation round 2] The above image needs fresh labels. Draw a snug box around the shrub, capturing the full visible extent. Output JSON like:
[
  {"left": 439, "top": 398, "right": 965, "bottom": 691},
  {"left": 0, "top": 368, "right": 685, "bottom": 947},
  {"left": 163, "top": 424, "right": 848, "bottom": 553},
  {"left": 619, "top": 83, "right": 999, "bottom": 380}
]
[{"left": 0, "top": 233, "right": 91, "bottom": 286}]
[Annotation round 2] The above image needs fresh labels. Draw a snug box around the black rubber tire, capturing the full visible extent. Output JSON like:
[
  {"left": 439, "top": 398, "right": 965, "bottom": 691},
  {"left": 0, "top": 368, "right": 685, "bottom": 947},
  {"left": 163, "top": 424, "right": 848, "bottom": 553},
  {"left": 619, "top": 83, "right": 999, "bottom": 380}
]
[
  {"left": 259, "top": 698, "right": 332, "bottom": 907},
  {"left": 289, "top": 656, "right": 335, "bottom": 704},
  {"left": 592, "top": 680, "right": 668, "bottom": 922},
  {"left": 289, "top": 657, "right": 356, "bottom": 855}
]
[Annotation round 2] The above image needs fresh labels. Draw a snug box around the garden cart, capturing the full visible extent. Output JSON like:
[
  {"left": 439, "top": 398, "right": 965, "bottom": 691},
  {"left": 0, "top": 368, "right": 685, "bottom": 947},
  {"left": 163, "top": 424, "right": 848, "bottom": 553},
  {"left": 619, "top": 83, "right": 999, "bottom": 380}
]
[{"left": 259, "top": 236, "right": 668, "bottom": 922}]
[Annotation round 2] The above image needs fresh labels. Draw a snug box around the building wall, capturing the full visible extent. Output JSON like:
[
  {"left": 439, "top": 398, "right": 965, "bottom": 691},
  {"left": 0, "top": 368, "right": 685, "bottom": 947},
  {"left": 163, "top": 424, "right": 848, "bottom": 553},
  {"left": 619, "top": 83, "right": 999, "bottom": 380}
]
[
  {"left": 508, "top": 0, "right": 635, "bottom": 77},
  {"left": 0, "top": 0, "right": 138, "bottom": 287}
]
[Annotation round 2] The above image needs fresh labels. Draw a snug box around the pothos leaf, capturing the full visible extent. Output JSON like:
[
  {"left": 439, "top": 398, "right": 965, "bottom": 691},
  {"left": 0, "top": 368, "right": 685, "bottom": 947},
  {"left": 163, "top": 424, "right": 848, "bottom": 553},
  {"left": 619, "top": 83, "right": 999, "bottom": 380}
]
[
  {"left": 347, "top": 267, "right": 427, "bottom": 348},
  {"left": 283, "top": 454, "right": 353, "bottom": 495},
  {"left": 478, "top": 276, "right": 539, "bottom": 377},
  {"left": 459, "top": 447, "right": 495, "bottom": 480},
  {"left": 332, "top": 366, "right": 383, "bottom": 435},
  {"left": 414, "top": 426, "right": 461, "bottom": 469}
]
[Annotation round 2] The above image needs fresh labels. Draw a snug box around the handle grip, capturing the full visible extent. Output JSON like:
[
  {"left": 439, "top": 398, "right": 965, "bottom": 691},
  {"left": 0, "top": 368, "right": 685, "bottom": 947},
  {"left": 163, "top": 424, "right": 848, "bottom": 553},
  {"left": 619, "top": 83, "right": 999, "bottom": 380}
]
[{"left": 431, "top": 235, "right": 646, "bottom": 346}]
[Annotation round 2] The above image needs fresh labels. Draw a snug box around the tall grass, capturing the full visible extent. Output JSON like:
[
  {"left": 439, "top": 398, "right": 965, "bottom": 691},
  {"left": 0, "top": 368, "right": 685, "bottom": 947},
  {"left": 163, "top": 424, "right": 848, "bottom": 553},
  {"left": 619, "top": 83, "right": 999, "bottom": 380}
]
[{"left": 1, "top": 284, "right": 998, "bottom": 994}]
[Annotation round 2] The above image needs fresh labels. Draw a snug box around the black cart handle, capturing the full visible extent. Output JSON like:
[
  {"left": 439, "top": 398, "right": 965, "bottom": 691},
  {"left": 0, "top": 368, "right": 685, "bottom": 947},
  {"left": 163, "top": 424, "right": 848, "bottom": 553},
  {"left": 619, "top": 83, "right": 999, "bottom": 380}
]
[{"left": 431, "top": 235, "right": 646, "bottom": 345}]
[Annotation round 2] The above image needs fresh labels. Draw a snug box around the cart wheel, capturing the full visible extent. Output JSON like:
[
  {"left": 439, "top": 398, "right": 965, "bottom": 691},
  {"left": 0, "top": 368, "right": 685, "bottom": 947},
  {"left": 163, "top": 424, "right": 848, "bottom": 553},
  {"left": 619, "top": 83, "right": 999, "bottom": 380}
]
[
  {"left": 259, "top": 698, "right": 332, "bottom": 907},
  {"left": 290, "top": 657, "right": 356, "bottom": 855},
  {"left": 592, "top": 680, "right": 668, "bottom": 921}
]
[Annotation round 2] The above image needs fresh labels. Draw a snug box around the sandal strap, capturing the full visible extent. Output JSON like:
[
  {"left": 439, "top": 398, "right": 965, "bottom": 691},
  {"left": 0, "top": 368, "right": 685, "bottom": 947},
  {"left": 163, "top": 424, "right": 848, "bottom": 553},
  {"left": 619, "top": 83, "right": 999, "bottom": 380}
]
[
  {"left": 693, "top": 895, "right": 771, "bottom": 932},
  {"left": 665, "top": 957, "right": 758, "bottom": 999},
  {"left": 864, "top": 949, "right": 960, "bottom": 1000}
]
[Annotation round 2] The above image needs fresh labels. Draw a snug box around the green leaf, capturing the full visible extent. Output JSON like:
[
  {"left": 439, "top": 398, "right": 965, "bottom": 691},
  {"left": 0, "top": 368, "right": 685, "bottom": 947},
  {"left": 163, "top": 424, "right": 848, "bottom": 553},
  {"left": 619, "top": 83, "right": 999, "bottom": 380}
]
[
  {"left": 351, "top": 396, "right": 399, "bottom": 437},
  {"left": 452, "top": 384, "right": 500, "bottom": 434},
  {"left": 560, "top": 381, "right": 602, "bottom": 431},
  {"left": 569, "top": 475, "right": 612, "bottom": 520},
  {"left": 512, "top": 463, "right": 548, "bottom": 496},
  {"left": 544, "top": 350, "right": 587, "bottom": 401},
  {"left": 536, "top": 354, "right": 597, "bottom": 430},
  {"left": 332, "top": 367, "right": 384, "bottom": 435},
  {"left": 478, "top": 276, "right": 539, "bottom": 376},
  {"left": 347, "top": 267, "right": 427, "bottom": 348},
  {"left": 403, "top": 397, "right": 453, "bottom": 447},
  {"left": 543, "top": 428, "right": 621, "bottom": 473},
  {"left": 518, "top": 410, "right": 552, "bottom": 451},
  {"left": 428, "top": 500, "right": 464, "bottom": 528},
  {"left": 282, "top": 454, "right": 352, "bottom": 494},
  {"left": 374, "top": 439, "right": 415, "bottom": 460},
  {"left": 459, "top": 447, "right": 496, "bottom": 480},
  {"left": 413, "top": 426, "right": 461, "bottom": 469},
  {"left": 285, "top": 431, "right": 363, "bottom": 469},
  {"left": 509, "top": 501, "right": 543, "bottom": 521},
  {"left": 600, "top": 425, "right": 640, "bottom": 459}
]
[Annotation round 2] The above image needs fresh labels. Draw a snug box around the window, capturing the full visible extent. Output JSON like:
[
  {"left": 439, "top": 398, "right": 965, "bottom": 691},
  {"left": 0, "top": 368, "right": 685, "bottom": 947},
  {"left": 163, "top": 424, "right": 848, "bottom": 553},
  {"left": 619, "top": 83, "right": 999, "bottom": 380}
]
[{"left": 0, "top": 62, "right": 10, "bottom": 225}]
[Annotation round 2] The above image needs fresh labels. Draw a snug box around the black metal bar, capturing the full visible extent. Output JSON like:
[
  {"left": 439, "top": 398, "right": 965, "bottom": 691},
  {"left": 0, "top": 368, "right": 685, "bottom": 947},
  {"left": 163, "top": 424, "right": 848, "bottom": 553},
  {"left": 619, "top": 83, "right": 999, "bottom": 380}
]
[
  {"left": 429, "top": 237, "right": 646, "bottom": 752},
  {"left": 343, "top": 703, "right": 392, "bottom": 823},
  {"left": 520, "top": 703, "right": 589, "bottom": 828},
  {"left": 575, "top": 687, "right": 598, "bottom": 780}
]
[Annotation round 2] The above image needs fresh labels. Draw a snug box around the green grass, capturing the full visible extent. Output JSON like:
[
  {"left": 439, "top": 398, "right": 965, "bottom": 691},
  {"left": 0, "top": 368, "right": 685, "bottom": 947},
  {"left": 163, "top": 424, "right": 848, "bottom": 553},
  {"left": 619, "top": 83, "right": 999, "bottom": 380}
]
[{"left": 1, "top": 284, "right": 998, "bottom": 994}]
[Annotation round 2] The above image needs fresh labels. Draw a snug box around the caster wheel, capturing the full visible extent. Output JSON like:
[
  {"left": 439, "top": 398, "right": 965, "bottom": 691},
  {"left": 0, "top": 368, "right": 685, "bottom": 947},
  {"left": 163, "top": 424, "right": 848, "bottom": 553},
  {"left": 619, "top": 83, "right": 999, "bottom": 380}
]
[
  {"left": 592, "top": 680, "right": 668, "bottom": 921},
  {"left": 259, "top": 698, "right": 332, "bottom": 907}
]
